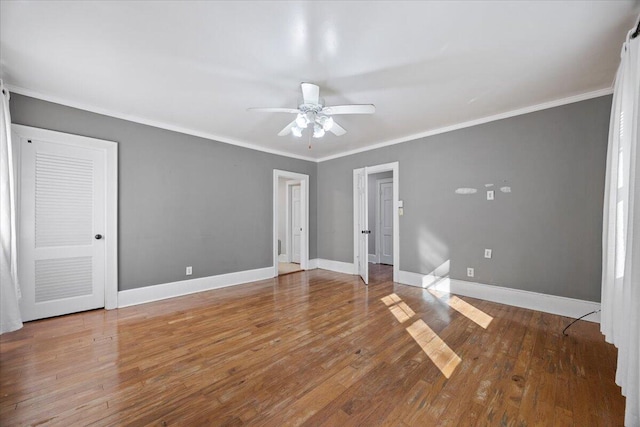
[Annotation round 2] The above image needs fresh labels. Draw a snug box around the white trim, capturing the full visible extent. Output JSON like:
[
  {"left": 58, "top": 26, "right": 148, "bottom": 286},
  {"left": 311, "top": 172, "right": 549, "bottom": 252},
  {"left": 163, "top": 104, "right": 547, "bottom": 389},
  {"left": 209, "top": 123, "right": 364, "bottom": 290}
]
[
  {"left": 308, "top": 258, "right": 319, "bottom": 269},
  {"left": 317, "top": 259, "right": 356, "bottom": 275},
  {"left": 397, "top": 271, "right": 601, "bottom": 323},
  {"left": 6, "top": 85, "right": 316, "bottom": 163},
  {"left": 8, "top": 84, "right": 611, "bottom": 164},
  {"left": 368, "top": 254, "right": 377, "bottom": 264},
  {"left": 316, "top": 87, "right": 614, "bottom": 162},
  {"left": 273, "top": 170, "right": 309, "bottom": 277},
  {"left": 118, "top": 267, "right": 273, "bottom": 308},
  {"left": 11, "top": 124, "right": 119, "bottom": 310},
  {"left": 278, "top": 254, "right": 288, "bottom": 263},
  {"left": 353, "top": 162, "right": 400, "bottom": 283}
]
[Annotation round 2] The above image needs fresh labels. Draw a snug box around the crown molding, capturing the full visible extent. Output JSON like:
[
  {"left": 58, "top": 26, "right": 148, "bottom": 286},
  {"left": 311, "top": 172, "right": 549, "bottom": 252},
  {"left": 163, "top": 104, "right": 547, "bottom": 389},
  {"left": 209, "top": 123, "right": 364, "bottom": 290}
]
[
  {"left": 315, "top": 87, "right": 614, "bottom": 162},
  {"left": 7, "top": 84, "right": 612, "bottom": 164},
  {"left": 6, "top": 84, "right": 318, "bottom": 163}
]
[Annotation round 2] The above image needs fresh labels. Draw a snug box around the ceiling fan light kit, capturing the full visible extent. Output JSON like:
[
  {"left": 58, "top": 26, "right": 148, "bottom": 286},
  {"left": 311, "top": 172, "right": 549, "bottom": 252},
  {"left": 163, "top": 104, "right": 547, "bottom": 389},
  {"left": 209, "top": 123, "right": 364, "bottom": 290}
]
[
  {"left": 248, "top": 82, "right": 375, "bottom": 144},
  {"left": 313, "top": 123, "right": 325, "bottom": 138}
]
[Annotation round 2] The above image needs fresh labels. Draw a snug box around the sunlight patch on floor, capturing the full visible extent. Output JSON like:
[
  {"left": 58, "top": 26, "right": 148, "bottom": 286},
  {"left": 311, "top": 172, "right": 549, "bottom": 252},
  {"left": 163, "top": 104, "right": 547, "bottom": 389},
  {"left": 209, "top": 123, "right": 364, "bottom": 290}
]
[
  {"left": 381, "top": 293, "right": 402, "bottom": 306},
  {"left": 406, "top": 319, "right": 461, "bottom": 378},
  {"left": 388, "top": 302, "right": 416, "bottom": 323},
  {"left": 381, "top": 293, "right": 461, "bottom": 378},
  {"left": 381, "top": 293, "right": 415, "bottom": 323},
  {"left": 428, "top": 289, "right": 493, "bottom": 329}
]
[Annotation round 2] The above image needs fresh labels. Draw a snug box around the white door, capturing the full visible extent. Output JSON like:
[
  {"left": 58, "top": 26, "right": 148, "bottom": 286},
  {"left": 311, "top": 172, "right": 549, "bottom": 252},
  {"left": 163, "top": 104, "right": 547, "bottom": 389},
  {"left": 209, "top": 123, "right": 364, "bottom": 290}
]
[
  {"left": 19, "top": 135, "right": 107, "bottom": 321},
  {"left": 378, "top": 180, "right": 394, "bottom": 265},
  {"left": 291, "top": 184, "right": 301, "bottom": 263},
  {"left": 356, "top": 168, "right": 369, "bottom": 285}
]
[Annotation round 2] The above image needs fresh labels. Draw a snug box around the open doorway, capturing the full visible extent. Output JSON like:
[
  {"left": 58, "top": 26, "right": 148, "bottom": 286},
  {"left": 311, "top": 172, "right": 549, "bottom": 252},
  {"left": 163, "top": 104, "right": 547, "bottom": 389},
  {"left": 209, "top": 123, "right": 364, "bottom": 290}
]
[
  {"left": 353, "top": 162, "right": 399, "bottom": 285},
  {"left": 277, "top": 178, "right": 302, "bottom": 275},
  {"left": 273, "top": 170, "right": 309, "bottom": 277}
]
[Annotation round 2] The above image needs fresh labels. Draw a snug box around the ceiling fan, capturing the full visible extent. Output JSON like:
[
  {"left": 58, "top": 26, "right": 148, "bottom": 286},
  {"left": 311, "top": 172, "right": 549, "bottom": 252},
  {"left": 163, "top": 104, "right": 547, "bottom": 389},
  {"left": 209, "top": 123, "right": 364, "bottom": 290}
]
[{"left": 248, "top": 83, "right": 375, "bottom": 138}]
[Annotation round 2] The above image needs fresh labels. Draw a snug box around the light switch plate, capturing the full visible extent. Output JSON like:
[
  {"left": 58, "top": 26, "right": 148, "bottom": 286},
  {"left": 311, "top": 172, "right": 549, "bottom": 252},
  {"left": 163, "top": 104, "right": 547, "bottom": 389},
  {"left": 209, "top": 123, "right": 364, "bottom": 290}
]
[
  {"left": 484, "top": 249, "right": 492, "bottom": 259},
  {"left": 487, "top": 190, "right": 495, "bottom": 201}
]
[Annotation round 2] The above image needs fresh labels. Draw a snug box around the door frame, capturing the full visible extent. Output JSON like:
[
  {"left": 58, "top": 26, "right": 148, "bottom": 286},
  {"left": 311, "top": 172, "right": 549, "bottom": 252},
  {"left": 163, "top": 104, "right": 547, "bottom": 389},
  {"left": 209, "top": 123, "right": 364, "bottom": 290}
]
[
  {"left": 376, "top": 177, "right": 394, "bottom": 265},
  {"left": 12, "top": 124, "right": 118, "bottom": 310},
  {"left": 353, "top": 162, "right": 399, "bottom": 283},
  {"left": 273, "top": 170, "right": 309, "bottom": 276},
  {"left": 285, "top": 180, "right": 301, "bottom": 264}
]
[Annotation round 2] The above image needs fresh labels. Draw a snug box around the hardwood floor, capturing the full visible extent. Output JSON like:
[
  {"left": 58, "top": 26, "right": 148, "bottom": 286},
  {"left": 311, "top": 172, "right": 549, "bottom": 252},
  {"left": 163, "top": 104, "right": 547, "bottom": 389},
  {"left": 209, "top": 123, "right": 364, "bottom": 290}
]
[
  {"left": 278, "top": 262, "right": 302, "bottom": 276},
  {"left": 0, "top": 265, "right": 624, "bottom": 426}
]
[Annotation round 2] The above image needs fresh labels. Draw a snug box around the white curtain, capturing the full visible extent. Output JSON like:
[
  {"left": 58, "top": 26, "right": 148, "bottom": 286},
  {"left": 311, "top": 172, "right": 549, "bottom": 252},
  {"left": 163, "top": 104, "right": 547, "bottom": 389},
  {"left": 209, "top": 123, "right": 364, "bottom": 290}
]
[
  {"left": 0, "top": 80, "right": 22, "bottom": 334},
  {"left": 601, "top": 25, "right": 640, "bottom": 427}
]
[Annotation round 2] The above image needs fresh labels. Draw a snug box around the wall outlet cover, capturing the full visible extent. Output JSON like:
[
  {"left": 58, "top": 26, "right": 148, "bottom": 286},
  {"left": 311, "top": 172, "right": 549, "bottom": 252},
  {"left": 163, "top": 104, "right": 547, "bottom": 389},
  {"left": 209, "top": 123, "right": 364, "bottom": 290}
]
[
  {"left": 487, "top": 190, "right": 495, "bottom": 200},
  {"left": 484, "top": 249, "right": 492, "bottom": 259},
  {"left": 186, "top": 266, "right": 193, "bottom": 275},
  {"left": 467, "top": 267, "right": 475, "bottom": 277}
]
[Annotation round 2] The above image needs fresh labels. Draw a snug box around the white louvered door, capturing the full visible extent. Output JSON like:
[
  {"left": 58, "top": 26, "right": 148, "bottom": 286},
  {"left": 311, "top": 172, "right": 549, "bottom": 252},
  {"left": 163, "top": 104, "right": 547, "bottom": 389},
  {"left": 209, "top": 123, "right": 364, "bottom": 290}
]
[{"left": 19, "top": 137, "right": 106, "bottom": 321}]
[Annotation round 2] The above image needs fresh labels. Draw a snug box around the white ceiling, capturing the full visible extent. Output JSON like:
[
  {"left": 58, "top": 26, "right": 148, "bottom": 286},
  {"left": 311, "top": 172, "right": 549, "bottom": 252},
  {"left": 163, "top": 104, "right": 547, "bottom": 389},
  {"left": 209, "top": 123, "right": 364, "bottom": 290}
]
[{"left": 1, "top": 1, "right": 638, "bottom": 161}]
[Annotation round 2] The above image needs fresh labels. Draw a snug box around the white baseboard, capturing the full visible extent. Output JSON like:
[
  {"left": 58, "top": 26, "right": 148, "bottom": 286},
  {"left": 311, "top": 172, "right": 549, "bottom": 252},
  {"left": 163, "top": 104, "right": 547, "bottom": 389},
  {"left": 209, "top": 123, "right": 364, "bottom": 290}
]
[
  {"left": 278, "top": 254, "right": 288, "bottom": 263},
  {"left": 397, "top": 271, "right": 601, "bottom": 323},
  {"left": 317, "top": 259, "right": 356, "bottom": 275},
  {"left": 118, "top": 267, "right": 273, "bottom": 308},
  {"left": 368, "top": 254, "right": 377, "bottom": 263},
  {"left": 308, "top": 258, "right": 319, "bottom": 269}
]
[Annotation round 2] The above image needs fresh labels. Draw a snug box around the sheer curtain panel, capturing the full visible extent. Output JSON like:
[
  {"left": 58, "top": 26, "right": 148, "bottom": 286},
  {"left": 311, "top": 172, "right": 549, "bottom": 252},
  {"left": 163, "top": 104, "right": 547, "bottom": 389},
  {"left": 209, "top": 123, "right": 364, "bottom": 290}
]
[
  {"left": 0, "top": 81, "right": 22, "bottom": 334},
  {"left": 601, "top": 22, "right": 640, "bottom": 427}
]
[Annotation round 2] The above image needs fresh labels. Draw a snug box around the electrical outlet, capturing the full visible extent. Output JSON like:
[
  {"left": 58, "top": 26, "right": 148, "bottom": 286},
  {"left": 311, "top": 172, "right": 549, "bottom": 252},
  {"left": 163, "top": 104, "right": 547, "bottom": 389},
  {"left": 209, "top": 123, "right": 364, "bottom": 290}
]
[
  {"left": 186, "top": 266, "right": 193, "bottom": 276},
  {"left": 487, "top": 190, "right": 495, "bottom": 201},
  {"left": 467, "top": 267, "right": 475, "bottom": 277},
  {"left": 484, "top": 249, "right": 492, "bottom": 259}
]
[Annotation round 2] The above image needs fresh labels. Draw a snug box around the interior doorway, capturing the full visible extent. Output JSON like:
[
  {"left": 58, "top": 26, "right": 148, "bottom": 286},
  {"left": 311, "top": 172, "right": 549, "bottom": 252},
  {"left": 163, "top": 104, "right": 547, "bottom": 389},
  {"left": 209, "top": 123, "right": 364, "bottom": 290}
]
[
  {"left": 371, "top": 174, "right": 393, "bottom": 265},
  {"left": 273, "top": 170, "right": 309, "bottom": 277},
  {"left": 353, "top": 162, "right": 399, "bottom": 285},
  {"left": 277, "top": 178, "right": 302, "bottom": 275}
]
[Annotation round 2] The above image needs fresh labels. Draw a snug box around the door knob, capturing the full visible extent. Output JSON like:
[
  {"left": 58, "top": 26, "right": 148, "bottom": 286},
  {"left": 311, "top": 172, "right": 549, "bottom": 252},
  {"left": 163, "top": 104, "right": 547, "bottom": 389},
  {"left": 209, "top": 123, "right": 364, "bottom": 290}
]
[{"left": 95, "top": 234, "right": 103, "bottom": 240}]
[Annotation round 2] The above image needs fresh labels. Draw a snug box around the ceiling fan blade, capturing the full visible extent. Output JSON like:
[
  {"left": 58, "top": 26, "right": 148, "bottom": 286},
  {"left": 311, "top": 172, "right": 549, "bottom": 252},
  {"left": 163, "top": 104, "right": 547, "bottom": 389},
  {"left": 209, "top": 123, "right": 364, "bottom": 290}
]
[
  {"left": 329, "top": 121, "right": 347, "bottom": 136},
  {"left": 247, "top": 107, "right": 300, "bottom": 114},
  {"left": 322, "top": 104, "right": 376, "bottom": 115},
  {"left": 277, "top": 119, "right": 298, "bottom": 136},
  {"left": 301, "top": 82, "right": 320, "bottom": 105}
]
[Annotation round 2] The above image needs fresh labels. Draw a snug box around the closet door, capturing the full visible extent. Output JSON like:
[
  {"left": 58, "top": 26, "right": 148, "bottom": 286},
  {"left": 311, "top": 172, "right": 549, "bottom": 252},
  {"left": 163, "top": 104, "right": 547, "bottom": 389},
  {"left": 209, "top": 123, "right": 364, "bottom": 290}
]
[{"left": 18, "top": 134, "right": 106, "bottom": 321}]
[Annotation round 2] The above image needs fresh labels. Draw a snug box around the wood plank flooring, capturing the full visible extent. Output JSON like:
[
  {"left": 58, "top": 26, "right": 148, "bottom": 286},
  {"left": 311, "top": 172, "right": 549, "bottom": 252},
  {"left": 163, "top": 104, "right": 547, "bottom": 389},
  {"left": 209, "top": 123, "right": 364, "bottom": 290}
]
[
  {"left": 0, "top": 265, "right": 624, "bottom": 426},
  {"left": 278, "top": 262, "right": 302, "bottom": 276}
]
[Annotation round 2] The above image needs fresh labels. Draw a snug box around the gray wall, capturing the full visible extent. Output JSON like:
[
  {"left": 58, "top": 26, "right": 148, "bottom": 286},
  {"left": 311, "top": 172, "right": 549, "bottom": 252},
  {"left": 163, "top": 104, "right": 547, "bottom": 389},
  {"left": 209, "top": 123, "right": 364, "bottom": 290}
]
[
  {"left": 318, "top": 96, "right": 611, "bottom": 302},
  {"left": 10, "top": 94, "right": 317, "bottom": 291},
  {"left": 12, "top": 93, "right": 611, "bottom": 302},
  {"left": 368, "top": 171, "right": 393, "bottom": 255}
]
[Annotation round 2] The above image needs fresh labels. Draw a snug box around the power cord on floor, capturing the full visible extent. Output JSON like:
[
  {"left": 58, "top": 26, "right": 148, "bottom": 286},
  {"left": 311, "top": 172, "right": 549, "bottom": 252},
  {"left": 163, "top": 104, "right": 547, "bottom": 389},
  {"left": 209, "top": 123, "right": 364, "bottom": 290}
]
[{"left": 562, "top": 309, "right": 601, "bottom": 336}]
